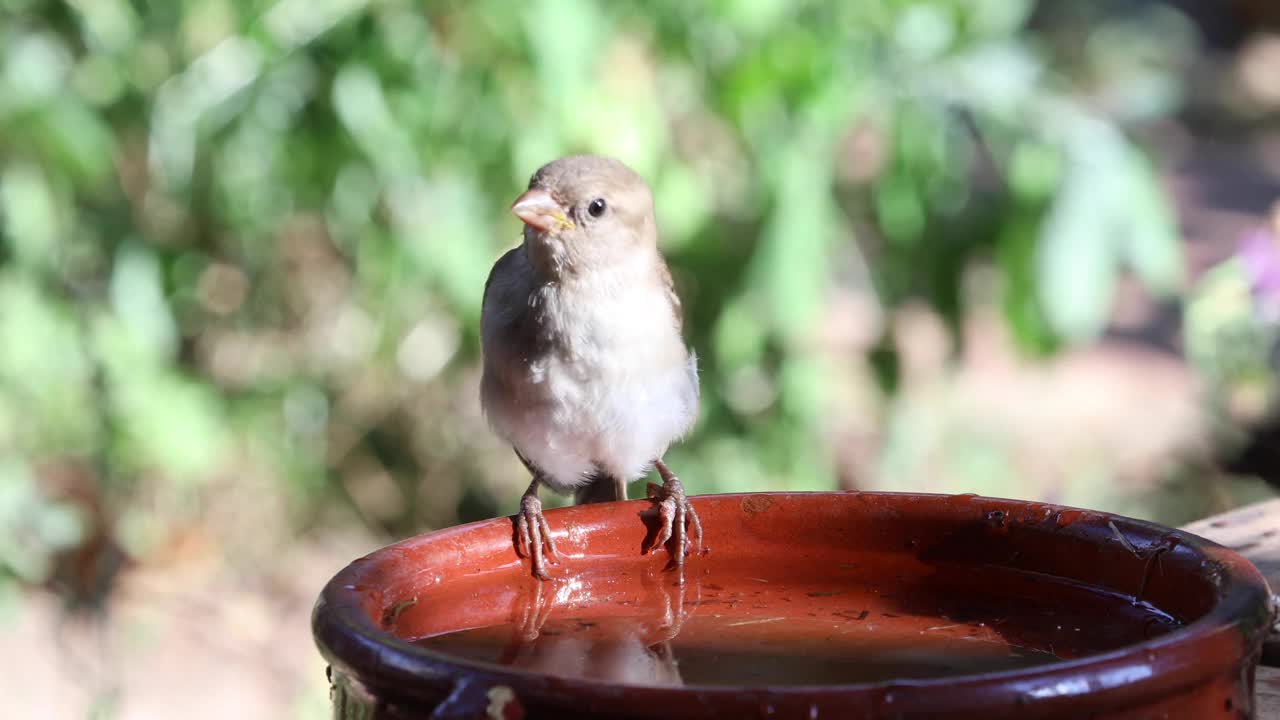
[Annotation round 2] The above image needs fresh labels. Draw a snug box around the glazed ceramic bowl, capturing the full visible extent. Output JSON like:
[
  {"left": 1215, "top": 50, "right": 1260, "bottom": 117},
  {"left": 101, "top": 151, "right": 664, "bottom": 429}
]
[{"left": 312, "top": 492, "right": 1274, "bottom": 719}]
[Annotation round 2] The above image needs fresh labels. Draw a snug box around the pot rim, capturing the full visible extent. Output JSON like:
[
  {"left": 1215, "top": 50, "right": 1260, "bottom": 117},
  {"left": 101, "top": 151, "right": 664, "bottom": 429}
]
[{"left": 312, "top": 491, "right": 1274, "bottom": 713}]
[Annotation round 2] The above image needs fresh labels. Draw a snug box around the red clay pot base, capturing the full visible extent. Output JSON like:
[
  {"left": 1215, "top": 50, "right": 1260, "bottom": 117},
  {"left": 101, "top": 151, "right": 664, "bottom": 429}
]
[{"left": 313, "top": 493, "right": 1274, "bottom": 718}]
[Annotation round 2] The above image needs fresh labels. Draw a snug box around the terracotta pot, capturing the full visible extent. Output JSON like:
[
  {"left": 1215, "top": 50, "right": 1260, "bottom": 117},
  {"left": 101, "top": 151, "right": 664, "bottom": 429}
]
[{"left": 312, "top": 492, "right": 1275, "bottom": 719}]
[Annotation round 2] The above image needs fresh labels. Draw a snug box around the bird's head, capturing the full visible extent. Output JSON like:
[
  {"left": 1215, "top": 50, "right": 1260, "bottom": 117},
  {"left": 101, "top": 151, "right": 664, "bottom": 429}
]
[{"left": 512, "top": 155, "right": 657, "bottom": 276}]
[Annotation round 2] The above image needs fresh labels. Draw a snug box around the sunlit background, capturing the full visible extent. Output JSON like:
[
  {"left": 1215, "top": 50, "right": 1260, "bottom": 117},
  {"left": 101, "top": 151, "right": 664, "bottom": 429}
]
[{"left": 3, "top": 0, "right": 1280, "bottom": 716}]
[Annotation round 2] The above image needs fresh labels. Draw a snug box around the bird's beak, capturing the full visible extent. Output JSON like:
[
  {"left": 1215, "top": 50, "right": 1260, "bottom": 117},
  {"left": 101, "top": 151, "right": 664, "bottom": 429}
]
[{"left": 511, "top": 188, "right": 574, "bottom": 234}]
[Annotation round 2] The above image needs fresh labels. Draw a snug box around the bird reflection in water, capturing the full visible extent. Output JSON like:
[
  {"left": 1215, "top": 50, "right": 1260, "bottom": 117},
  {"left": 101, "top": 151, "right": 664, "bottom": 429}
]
[{"left": 494, "top": 570, "right": 691, "bottom": 687}]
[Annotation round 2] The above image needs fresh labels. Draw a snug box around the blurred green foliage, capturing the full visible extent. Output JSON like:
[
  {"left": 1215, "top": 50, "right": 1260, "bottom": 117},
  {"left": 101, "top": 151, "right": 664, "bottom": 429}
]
[
  {"left": 1186, "top": 216, "right": 1280, "bottom": 437},
  {"left": 0, "top": 0, "right": 1190, "bottom": 599}
]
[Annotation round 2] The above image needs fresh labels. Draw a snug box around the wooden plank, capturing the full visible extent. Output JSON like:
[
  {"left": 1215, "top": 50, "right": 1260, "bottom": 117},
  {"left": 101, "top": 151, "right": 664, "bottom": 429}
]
[
  {"left": 1260, "top": 666, "right": 1280, "bottom": 719},
  {"left": 1184, "top": 498, "right": 1280, "bottom": 717},
  {"left": 1184, "top": 498, "right": 1280, "bottom": 665},
  {"left": 1184, "top": 498, "right": 1280, "bottom": 597}
]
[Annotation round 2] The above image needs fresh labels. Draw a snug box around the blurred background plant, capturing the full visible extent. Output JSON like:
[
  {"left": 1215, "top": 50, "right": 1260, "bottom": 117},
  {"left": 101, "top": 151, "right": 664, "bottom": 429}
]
[{"left": 2, "top": 0, "right": 1279, "bottom": 717}]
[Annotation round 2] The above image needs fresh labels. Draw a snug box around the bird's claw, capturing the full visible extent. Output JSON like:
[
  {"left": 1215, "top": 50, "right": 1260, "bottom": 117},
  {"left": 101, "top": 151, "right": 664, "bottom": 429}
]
[
  {"left": 646, "top": 470, "right": 702, "bottom": 570},
  {"left": 516, "top": 493, "right": 560, "bottom": 580}
]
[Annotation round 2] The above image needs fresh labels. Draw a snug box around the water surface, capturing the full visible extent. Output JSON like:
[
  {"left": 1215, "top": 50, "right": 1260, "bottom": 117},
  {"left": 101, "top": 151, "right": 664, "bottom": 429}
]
[{"left": 408, "top": 561, "right": 1181, "bottom": 687}]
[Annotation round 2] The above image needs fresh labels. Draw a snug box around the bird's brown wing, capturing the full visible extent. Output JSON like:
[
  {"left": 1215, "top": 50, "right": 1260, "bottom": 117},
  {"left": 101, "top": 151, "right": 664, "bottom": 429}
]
[
  {"left": 657, "top": 260, "right": 684, "bottom": 334},
  {"left": 658, "top": 259, "right": 700, "bottom": 410},
  {"left": 481, "top": 246, "right": 525, "bottom": 319}
]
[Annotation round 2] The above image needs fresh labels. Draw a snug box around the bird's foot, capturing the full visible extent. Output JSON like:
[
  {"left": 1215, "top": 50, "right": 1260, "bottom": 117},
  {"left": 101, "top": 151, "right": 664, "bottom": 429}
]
[
  {"left": 515, "top": 491, "right": 560, "bottom": 580},
  {"left": 645, "top": 461, "right": 703, "bottom": 574}
]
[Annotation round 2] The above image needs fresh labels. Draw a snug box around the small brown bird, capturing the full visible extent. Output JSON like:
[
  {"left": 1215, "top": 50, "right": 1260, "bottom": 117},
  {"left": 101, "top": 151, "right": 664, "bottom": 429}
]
[{"left": 480, "top": 155, "right": 702, "bottom": 579}]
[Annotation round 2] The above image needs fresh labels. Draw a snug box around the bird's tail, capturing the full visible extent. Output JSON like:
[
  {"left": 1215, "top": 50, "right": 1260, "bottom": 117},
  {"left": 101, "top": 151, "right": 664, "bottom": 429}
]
[{"left": 574, "top": 473, "right": 627, "bottom": 504}]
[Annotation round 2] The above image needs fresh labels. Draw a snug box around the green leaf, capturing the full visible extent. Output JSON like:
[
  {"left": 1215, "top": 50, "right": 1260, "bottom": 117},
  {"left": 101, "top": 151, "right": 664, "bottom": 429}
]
[
  {"left": 331, "top": 63, "right": 417, "bottom": 179},
  {"left": 35, "top": 98, "right": 116, "bottom": 185},
  {"left": 0, "top": 272, "right": 97, "bottom": 449},
  {"left": 109, "top": 244, "right": 178, "bottom": 363},
  {"left": 749, "top": 136, "right": 835, "bottom": 344},
  {"left": 998, "top": 208, "right": 1058, "bottom": 355},
  {"left": 713, "top": 296, "right": 767, "bottom": 371},
  {"left": 1116, "top": 147, "right": 1183, "bottom": 295},
  {"left": 1035, "top": 111, "right": 1182, "bottom": 343},
  {"left": 386, "top": 172, "right": 494, "bottom": 316},
  {"left": 1036, "top": 159, "right": 1117, "bottom": 343},
  {"left": 964, "top": 0, "right": 1035, "bottom": 41},
  {"left": 0, "top": 162, "right": 59, "bottom": 271}
]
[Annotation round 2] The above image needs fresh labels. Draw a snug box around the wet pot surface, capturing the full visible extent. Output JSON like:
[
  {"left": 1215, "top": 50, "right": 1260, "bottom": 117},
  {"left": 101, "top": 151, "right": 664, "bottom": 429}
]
[{"left": 312, "top": 492, "right": 1274, "bottom": 719}]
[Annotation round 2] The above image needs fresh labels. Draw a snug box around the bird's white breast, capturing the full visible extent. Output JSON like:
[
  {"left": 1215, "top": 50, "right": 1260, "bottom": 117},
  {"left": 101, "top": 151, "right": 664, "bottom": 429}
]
[{"left": 486, "top": 258, "right": 698, "bottom": 492}]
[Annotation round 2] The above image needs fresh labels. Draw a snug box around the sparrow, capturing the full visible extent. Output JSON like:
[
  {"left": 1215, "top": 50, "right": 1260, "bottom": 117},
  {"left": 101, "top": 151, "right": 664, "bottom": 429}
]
[{"left": 480, "top": 155, "right": 702, "bottom": 579}]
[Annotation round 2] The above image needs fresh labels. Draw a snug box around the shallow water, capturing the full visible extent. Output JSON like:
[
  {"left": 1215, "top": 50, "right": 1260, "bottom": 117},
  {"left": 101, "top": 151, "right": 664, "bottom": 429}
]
[{"left": 408, "top": 561, "right": 1182, "bottom": 687}]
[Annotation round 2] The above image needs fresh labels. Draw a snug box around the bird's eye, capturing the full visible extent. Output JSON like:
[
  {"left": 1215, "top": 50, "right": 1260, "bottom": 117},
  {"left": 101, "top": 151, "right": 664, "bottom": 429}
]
[{"left": 587, "top": 198, "right": 607, "bottom": 218}]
